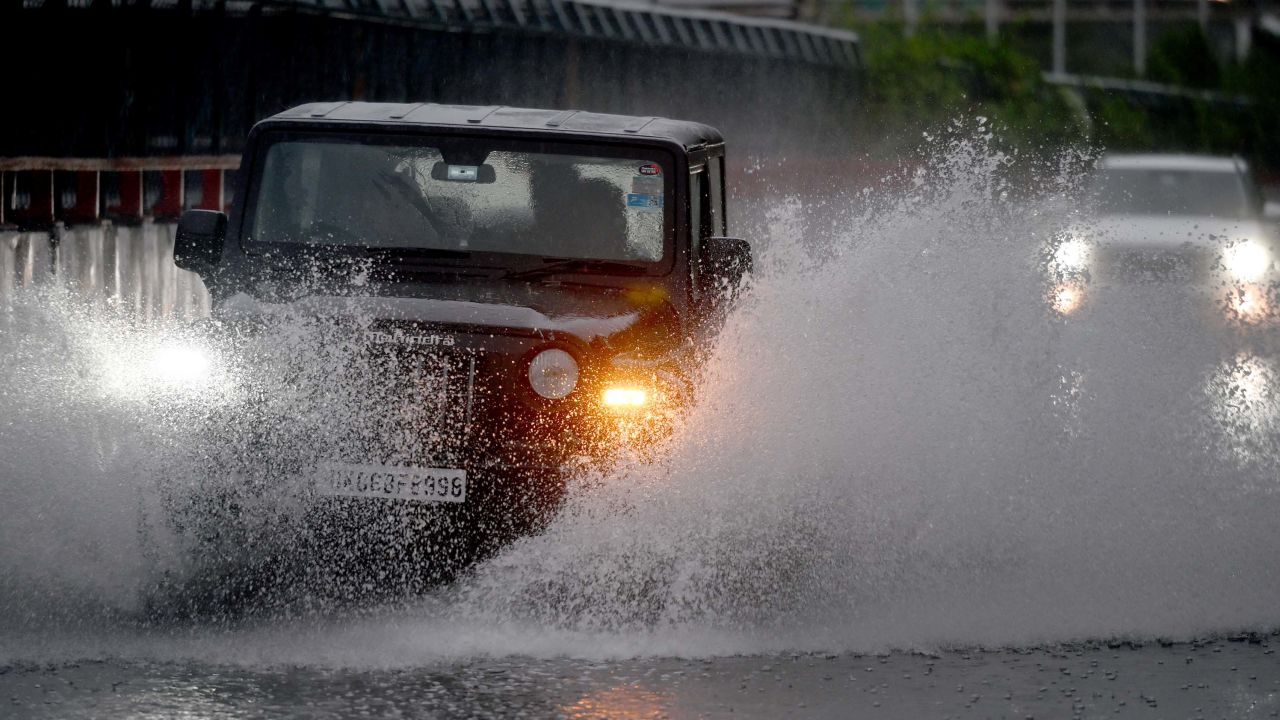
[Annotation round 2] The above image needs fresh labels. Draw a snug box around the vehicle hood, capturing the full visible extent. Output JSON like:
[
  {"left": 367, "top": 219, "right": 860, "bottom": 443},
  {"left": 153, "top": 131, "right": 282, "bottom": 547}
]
[
  {"left": 215, "top": 282, "right": 681, "bottom": 348},
  {"left": 1085, "top": 215, "right": 1269, "bottom": 249}
]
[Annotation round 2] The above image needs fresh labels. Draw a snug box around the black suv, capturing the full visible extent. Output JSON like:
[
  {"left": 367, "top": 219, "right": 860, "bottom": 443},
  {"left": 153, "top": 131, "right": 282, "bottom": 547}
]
[{"left": 170, "top": 102, "right": 750, "bottom": 596}]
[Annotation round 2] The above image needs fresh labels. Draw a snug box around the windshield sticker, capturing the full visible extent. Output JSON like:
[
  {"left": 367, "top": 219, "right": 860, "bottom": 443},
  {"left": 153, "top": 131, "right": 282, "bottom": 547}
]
[
  {"left": 631, "top": 175, "right": 662, "bottom": 194},
  {"left": 626, "top": 193, "right": 663, "bottom": 210},
  {"left": 637, "top": 163, "right": 662, "bottom": 176}
]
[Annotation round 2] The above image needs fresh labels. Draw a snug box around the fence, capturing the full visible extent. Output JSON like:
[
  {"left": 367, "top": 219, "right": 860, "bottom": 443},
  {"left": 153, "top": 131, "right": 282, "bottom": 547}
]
[{"left": 0, "top": 223, "right": 210, "bottom": 322}]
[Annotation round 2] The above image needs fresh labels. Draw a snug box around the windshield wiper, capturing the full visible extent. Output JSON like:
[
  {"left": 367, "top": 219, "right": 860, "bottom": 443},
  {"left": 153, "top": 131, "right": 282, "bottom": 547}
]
[
  {"left": 361, "top": 247, "right": 472, "bottom": 261},
  {"left": 501, "top": 258, "right": 649, "bottom": 281}
]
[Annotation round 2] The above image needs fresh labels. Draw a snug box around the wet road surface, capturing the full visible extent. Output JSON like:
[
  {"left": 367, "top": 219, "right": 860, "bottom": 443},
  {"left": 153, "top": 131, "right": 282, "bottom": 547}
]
[{"left": 4, "top": 637, "right": 1279, "bottom": 719}]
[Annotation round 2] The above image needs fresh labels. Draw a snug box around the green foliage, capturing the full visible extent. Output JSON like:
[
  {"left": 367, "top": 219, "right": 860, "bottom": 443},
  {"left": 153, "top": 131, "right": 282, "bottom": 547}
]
[
  {"left": 1146, "top": 25, "right": 1221, "bottom": 89},
  {"left": 1091, "top": 96, "right": 1155, "bottom": 149},
  {"left": 856, "top": 25, "right": 1088, "bottom": 158},
  {"left": 844, "top": 18, "right": 1280, "bottom": 175},
  {"left": 1231, "top": 47, "right": 1280, "bottom": 175},
  {"left": 1094, "top": 33, "right": 1280, "bottom": 173}
]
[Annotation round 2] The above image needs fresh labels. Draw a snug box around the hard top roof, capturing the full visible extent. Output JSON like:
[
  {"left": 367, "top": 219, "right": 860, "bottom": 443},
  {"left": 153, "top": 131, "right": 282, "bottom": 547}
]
[
  {"left": 265, "top": 102, "right": 725, "bottom": 150},
  {"left": 1100, "top": 153, "right": 1247, "bottom": 173}
]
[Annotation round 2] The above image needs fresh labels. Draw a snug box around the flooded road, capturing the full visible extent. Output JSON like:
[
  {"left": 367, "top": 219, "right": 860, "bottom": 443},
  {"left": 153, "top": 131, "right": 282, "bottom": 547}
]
[{"left": 3, "top": 138, "right": 1279, "bottom": 717}]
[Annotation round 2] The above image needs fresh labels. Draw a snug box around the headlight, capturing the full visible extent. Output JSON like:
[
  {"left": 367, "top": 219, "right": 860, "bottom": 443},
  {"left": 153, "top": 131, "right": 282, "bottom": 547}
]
[
  {"left": 148, "top": 345, "right": 214, "bottom": 386},
  {"left": 1053, "top": 237, "right": 1090, "bottom": 273},
  {"left": 528, "top": 348, "right": 579, "bottom": 399},
  {"left": 100, "top": 340, "right": 220, "bottom": 399},
  {"left": 1224, "top": 240, "right": 1270, "bottom": 282}
]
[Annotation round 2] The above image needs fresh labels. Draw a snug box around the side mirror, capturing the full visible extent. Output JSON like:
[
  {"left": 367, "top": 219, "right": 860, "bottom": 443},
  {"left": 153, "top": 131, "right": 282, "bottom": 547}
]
[
  {"left": 174, "top": 209, "right": 227, "bottom": 275},
  {"left": 699, "top": 236, "right": 753, "bottom": 302}
]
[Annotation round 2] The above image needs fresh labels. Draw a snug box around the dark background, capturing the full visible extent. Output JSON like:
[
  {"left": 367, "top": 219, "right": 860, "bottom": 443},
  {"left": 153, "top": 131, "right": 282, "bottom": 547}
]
[{"left": 2, "top": 5, "right": 863, "bottom": 161}]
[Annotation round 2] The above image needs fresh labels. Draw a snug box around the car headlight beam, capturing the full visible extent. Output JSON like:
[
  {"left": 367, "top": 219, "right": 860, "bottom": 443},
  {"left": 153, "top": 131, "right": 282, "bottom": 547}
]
[
  {"left": 1053, "top": 237, "right": 1091, "bottom": 273},
  {"left": 100, "top": 339, "right": 221, "bottom": 399},
  {"left": 1224, "top": 240, "right": 1270, "bottom": 282},
  {"left": 148, "top": 345, "right": 214, "bottom": 386}
]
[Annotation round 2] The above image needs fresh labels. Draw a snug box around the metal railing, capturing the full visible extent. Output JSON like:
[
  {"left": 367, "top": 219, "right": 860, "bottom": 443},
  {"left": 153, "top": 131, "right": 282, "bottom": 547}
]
[
  {"left": 1, "top": 157, "right": 240, "bottom": 230},
  {"left": 13, "top": 0, "right": 861, "bottom": 68},
  {"left": 835, "top": 0, "right": 1263, "bottom": 22}
]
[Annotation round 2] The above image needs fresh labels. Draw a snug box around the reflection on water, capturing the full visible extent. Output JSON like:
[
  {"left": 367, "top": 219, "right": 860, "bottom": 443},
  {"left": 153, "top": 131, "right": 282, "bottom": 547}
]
[
  {"left": 1205, "top": 353, "right": 1280, "bottom": 469},
  {"left": 561, "top": 684, "right": 671, "bottom": 720},
  {"left": 1050, "top": 283, "right": 1084, "bottom": 315},
  {"left": 1224, "top": 284, "right": 1270, "bottom": 324}
]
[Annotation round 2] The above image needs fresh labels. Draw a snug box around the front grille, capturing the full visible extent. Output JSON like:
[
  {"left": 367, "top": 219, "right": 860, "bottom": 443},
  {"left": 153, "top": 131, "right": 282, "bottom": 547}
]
[
  {"left": 1095, "top": 245, "right": 1217, "bottom": 283},
  {"left": 235, "top": 319, "right": 482, "bottom": 467},
  {"left": 359, "top": 340, "right": 479, "bottom": 463}
]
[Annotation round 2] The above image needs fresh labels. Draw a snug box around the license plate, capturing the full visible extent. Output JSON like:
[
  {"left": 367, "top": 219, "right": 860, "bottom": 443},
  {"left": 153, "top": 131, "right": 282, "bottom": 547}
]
[{"left": 317, "top": 463, "right": 467, "bottom": 503}]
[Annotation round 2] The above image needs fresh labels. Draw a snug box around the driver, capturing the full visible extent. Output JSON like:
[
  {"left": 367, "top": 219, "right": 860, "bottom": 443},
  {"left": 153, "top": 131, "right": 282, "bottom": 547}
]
[
  {"left": 308, "top": 145, "right": 444, "bottom": 248},
  {"left": 528, "top": 163, "right": 629, "bottom": 260}
]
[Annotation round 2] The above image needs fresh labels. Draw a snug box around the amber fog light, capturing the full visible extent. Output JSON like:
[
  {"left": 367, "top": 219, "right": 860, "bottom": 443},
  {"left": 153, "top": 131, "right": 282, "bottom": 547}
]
[
  {"left": 602, "top": 387, "right": 648, "bottom": 410},
  {"left": 528, "top": 348, "right": 579, "bottom": 399}
]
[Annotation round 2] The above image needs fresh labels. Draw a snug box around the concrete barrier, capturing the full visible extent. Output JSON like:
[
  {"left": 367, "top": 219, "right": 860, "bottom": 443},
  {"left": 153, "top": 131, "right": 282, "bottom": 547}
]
[{"left": 1, "top": 222, "right": 209, "bottom": 322}]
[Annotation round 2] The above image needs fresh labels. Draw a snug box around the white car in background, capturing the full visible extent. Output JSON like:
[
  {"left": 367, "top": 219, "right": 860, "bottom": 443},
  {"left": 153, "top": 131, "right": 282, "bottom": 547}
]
[{"left": 1049, "top": 154, "right": 1276, "bottom": 322}]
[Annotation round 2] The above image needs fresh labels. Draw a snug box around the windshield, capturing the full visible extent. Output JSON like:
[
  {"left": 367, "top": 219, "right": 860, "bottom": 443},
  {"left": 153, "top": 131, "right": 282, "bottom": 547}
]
[
  {"left": 1090, "top": 167, "right": 1253, "bottom": 218},
  {"left": 248, "top": 136, "right": 670, "bottom": 263}
]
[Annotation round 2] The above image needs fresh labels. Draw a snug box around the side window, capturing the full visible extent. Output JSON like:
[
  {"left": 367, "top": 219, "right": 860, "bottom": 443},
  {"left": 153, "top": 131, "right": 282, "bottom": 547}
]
[
  {"left": 691, "top": 167, "right": 711, "bottom": 288},
  {"left": 709, "top": 156, "right": 725, "bottom": 236}
]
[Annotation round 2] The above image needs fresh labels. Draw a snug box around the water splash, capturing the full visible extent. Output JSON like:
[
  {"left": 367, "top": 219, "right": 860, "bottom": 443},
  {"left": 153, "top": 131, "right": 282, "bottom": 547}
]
[
  {"left": 2, "top": 129, "right": 1279, "bottom": 666},
  {"left": 0, "top": 291, "right": 161, "bottom": 625},
  {"left": 451, "top": 130, "right": 1280, "bottom": 650}
]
